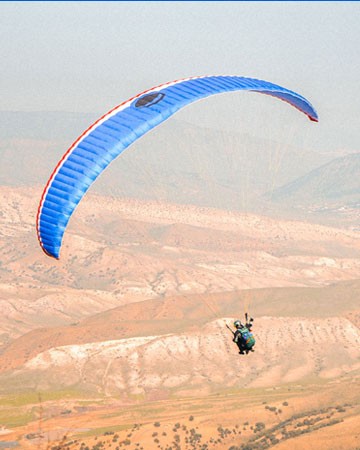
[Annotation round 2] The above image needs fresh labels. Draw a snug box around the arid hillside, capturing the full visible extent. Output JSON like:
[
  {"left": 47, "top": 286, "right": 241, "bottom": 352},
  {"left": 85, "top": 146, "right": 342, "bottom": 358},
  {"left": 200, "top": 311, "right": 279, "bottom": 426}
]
[
  {"left": 1, "top": 186, "right": 360, "bottom": 449},
  {"left": 1, "top": 279, "right": 360, "bottom": 375},
  {"left": 1, "top": 185, "right": 360, "bottom": 347},
  {"left": 1, "top": 314, "right": 359, "bottom": 397},
  {"left": 1, "top": 282, "right": 359, "bottom": 450}
]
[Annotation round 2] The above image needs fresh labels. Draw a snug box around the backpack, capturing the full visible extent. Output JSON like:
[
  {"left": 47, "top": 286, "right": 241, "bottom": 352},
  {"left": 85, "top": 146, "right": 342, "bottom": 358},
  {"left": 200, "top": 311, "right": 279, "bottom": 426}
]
[{"left": 240, "top": 327, "right": 255, "bottom": 349}]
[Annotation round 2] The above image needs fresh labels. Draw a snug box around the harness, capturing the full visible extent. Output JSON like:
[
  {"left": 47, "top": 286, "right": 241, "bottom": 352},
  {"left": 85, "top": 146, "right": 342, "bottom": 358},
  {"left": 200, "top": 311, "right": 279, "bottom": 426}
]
[{"left": 239, "top": 326, "right": 255, "bottom": 349}]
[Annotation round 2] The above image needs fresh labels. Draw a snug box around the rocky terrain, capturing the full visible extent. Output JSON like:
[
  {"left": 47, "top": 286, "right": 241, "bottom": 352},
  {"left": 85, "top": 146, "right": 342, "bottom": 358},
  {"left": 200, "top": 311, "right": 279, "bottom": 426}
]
[
  {"left": 1, "top": 186, "right": 360, "bottom": 345},
  {"left": 0, "top": 186, "right": 359, "bottom": 449},
  {"left": 1, "top": 278, "right": 360, "bottom": 389},
  {"left": 1, "top": 314, "right": 358, "bottom": 397}
]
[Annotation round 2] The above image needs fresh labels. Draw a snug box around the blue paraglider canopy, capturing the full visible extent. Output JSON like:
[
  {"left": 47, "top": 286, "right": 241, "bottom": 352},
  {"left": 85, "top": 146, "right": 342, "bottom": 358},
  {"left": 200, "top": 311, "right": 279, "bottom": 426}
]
[{"left": 36, "top": 75, "right": 318, "bottom": 259}]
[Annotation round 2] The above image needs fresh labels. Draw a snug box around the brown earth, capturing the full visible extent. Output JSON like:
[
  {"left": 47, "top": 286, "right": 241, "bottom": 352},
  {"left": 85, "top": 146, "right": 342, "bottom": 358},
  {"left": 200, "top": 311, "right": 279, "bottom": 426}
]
[
  {"left": 1, "top": 186, "right": 360, "bottom": 449},
  {"left": 1, "top": 373, "right": 359, "bottom": 450},
  {"left": 1, "top": 185, "right": 360, "bottom": 348},
  {"left": 1, "top": 280, "right": 360, "bottom": 376},
  {"left": 1, "top": 313, "right": 358, "bottom": 397}
]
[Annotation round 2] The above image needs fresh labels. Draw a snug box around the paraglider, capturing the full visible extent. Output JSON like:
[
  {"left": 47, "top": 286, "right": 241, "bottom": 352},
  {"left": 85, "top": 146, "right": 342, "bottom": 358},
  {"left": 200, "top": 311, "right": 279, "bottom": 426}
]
[
  {"left": 231, "top": 314, "right": 255, "bottom": 355},
  {"left": 36, "top": 75, "right": 318, "bottom": 259}
]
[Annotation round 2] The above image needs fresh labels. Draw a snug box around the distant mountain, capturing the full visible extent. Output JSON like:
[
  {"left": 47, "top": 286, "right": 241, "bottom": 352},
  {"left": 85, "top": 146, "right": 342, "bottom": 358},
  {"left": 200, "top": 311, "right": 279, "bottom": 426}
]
[
  {"left": 1, "top": 111, "right": 338, "bottom": 212},
  {"left": 0, "top": 110, "right": 99, "bottom": 141},
  {"left": 269, "top": 152, "right": 360, "bottom": 207}
]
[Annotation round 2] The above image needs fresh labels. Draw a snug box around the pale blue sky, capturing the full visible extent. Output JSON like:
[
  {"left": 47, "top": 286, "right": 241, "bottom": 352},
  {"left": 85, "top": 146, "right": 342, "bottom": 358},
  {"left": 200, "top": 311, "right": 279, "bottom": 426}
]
[{"left": 1, "top": 1, "right": 360, "bottom": 151}]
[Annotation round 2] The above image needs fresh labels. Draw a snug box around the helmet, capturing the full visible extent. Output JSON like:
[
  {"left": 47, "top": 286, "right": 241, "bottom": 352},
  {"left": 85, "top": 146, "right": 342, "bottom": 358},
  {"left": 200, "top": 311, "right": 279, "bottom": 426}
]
[{"left": 234, "top": 320, "right": 241, "bottom": 328}]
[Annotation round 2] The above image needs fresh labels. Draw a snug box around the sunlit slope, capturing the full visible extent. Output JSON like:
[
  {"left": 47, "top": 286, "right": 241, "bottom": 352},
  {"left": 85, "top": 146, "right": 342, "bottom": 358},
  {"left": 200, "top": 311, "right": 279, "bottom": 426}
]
[
  {"left": 1, "top": 315, "right": 359, "bottom": 396},
  {"left": 1, "top": 186, "right": 360, "bottom": 349},
  {"left": 0, "top": 279, "right": 359, "bottom": 394},
  {"left": 3, "top": 277, "right": 360, "bottom": 368}
]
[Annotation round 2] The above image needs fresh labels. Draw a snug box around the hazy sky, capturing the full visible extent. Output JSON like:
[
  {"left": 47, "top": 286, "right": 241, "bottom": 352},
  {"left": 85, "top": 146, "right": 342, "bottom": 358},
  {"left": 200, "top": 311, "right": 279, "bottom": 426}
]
[{"left": 1, "top": 1, "right": 360, "bottom": 151}]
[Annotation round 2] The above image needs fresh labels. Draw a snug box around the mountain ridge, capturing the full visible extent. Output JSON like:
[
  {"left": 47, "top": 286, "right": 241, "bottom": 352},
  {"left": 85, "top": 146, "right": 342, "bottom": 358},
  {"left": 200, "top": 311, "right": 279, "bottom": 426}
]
[
  {"left": 270, "top": 152, "right": 360, "bottom": 206},
  {"left": 0, "top": 111, "right": 344, "bottom": 212},
  {"left": 1, "top": 279, "right": 359, "bottom": 375}
]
